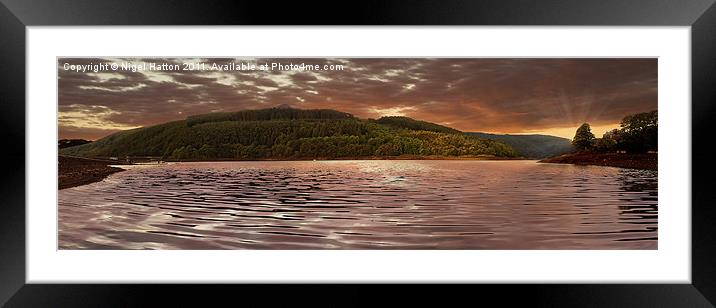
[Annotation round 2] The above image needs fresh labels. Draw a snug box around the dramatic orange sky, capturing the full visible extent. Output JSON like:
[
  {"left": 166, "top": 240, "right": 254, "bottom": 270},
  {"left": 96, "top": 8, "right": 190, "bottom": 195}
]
[{"left": 58, "top": 58, "right": 657, "bottom": 140}]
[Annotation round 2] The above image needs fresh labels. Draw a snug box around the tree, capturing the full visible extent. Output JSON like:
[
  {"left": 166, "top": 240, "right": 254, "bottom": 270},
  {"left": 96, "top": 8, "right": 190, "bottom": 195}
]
[
  {"left": 572, "top": 123, "right": 595, "bottom": 151},
  {"left": 594, "top": 137, "right": 616, "bottom": 152},
  {"left": 594, "top": 129, "right": 620, "bottom": 152},
  {"left": 619, "top": 110, "right": 657, "bottom": 153},
  {"left": 603, "top": 129, "right": 622, "bottom": 143}
]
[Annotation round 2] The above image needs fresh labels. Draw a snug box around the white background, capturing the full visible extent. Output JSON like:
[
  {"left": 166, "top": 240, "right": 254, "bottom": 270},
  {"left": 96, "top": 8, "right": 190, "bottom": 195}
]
[{"left": 27, "top": 27, "right": 690, "bottom": 283}]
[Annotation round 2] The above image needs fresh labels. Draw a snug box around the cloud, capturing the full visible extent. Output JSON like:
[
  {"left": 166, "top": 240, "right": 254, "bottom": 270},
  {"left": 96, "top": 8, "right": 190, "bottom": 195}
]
[
  {"left": 58, "top": 58, "right": 657, "bottom": 140},
  {"left": 59, "top": 104, "right": 141, "bottom": 131}
]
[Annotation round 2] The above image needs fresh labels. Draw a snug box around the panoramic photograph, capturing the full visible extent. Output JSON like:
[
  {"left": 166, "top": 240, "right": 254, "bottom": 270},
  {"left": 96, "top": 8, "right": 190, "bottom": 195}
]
[{"left": 57, "top": 57, "right": 658, "bottom": 249}]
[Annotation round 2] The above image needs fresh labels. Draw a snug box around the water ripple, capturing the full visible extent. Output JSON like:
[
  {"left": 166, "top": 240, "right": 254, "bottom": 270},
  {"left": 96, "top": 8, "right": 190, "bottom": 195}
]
[{"left": 59, "top": 160, "right": 657, "bottom": 249}]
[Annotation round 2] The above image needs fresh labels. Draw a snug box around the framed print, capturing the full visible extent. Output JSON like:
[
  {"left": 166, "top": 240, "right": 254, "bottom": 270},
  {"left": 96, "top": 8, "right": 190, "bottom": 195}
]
[{"left": 2, "top": 0, "right": 716, "bottom": 306}]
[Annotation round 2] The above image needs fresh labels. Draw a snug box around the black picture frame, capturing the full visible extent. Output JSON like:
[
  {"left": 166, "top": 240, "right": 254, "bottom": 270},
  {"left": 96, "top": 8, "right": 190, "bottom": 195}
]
[{"left": 1, "top": 0, "right": 714, "bottom": 306}]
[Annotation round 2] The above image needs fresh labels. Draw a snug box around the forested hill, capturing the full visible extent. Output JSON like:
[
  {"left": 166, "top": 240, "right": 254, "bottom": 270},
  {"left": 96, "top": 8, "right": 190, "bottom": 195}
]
[
  {"left": 466, "top": 132, "right": 573, "bottom": 159},
  {"left": 186, "top": 105, "right": 353, "bottom": 127},
  {"left": 372, "top": 116, "right": 460, "bottom": 134},
  {"left": 60, "top": 106, "right": 518, "bottom": 160}
]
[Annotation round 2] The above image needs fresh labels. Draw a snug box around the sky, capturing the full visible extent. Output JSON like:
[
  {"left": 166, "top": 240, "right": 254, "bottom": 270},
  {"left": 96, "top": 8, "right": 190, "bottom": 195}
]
[{"left": 58, "top": 58, "right": 657, "bottom": 140}]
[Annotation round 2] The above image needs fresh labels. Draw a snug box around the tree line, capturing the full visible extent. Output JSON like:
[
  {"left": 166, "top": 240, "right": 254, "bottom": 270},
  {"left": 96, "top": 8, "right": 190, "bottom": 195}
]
[
  {"left": 572, "top": 110, "right": 657, "bottom": 153},
  {"left": 186, "top": 106, "right": 353, "bottom": 127}
]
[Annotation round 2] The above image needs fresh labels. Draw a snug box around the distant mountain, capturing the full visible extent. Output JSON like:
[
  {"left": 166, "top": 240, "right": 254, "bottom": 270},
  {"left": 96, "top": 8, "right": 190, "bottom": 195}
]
[
  {"left": 60, "top": 106, "right": 518, "bottom": 160},
  {"left": 466, "top": 132, "right": 573, "bottom": 159}
]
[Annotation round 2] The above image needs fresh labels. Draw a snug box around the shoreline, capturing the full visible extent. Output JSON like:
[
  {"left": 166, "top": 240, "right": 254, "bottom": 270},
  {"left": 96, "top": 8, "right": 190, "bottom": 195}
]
[
  {"left": 59, "top": 156, "right": 129, "bottom": 190},
  {"left": 539, "top": 152, "right": 657, "bottom": 171},
  {"left": 59, "top": 154, "right": 526, "bottom": 189},
  {"left": 163, "top": 154, "right": 528, "bottom": 162}
]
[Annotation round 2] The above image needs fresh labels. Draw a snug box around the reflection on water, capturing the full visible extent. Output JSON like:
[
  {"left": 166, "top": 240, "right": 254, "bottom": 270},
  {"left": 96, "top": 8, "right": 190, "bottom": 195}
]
[{"left": 58, "top": 160, "right": 657, "bottom": 249}]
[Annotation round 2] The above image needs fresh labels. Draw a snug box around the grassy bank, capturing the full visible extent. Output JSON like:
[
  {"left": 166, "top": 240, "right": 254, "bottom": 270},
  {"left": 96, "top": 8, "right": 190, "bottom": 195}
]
[
  {"left": 539, "top": 152, "right": 657, "bottom": 170},
  {"left": 58, "top": 156, "right": 129, "bottom": 189}
]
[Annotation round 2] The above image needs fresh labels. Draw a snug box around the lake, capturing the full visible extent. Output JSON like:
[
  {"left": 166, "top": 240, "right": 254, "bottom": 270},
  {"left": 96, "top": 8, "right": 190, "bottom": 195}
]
[{"left": 58, "top": 160, "right": 658, "bottom": 249}]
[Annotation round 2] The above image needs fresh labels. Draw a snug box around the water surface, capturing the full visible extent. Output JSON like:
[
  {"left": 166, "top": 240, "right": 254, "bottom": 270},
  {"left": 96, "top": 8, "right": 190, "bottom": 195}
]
[{"left": 59, "top": 160, "right": 657, "bottom": 249}]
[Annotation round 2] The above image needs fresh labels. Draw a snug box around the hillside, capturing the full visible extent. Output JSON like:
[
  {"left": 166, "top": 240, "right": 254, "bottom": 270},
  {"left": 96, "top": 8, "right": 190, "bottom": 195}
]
[
  {"left": 58, "top": 139, "right": 91, "bottom": 149},
  {"left": 372, "top": 116, "right": 460, "bottom": 134},
  {"left": 466, "top": 132, "right": 573, "bottom": 159},
  {"left": 60, "top": 106, "right": 518, "bottom": 160}
]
